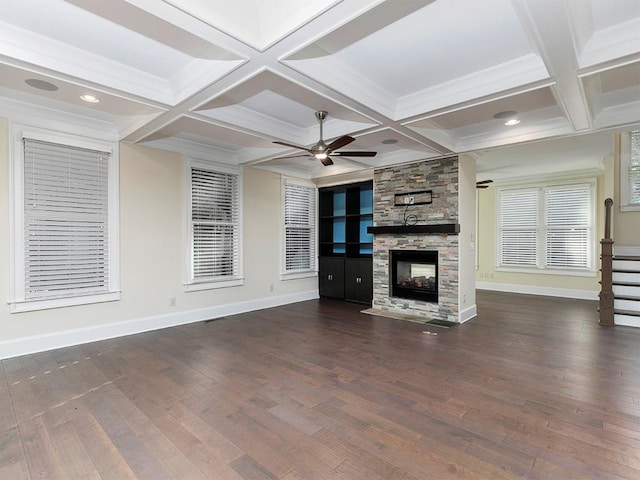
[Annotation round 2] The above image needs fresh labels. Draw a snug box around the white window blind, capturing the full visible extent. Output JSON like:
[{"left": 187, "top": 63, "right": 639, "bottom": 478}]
[
  {"left": 190, "top": 167, "right": 240, "bottom": 281},
  {"left": 498, "top": 189, "right": 538, "bottom": 267},
  {"left": 284, "top": 182, "right": 316, "bottom": 272},
  {"left": 545, "top": 185, "right": 591, "bottom": 269},
  {"left": 23, "top": 138, "right": 110, "bottom": 299},
  {"left": 629, "top": 131, "right": 640, "bottom": 205},
  {"left": 497, "top": 182, "right": 594, "bottom": 272}
]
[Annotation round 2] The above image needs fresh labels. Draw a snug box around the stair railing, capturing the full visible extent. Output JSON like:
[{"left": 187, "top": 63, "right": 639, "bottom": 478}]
[{"left": 599, "top": 198, "right": 614, "bottom": 326}]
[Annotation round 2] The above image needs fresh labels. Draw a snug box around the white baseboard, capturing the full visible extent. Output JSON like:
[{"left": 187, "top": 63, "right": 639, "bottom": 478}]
[
  {"left": 615, "top": 245, "right": 640, "bottom": 257},
  {"left": 476, "top": 281, "right": 598, "bottom": 300},
  {"left": 459, "top": 304, "right": 477, "bottom": 323},
  {"left": 0, "top": 290, "right": 319, "bottom": 360}
]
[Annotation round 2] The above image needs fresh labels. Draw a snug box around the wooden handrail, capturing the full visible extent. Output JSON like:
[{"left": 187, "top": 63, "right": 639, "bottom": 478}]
[
  {"left": 604, "top": 197, "right": 613, "bottom": 240},
  {"left": 599, "top": 198, "right": 614, "bottom": 326}
]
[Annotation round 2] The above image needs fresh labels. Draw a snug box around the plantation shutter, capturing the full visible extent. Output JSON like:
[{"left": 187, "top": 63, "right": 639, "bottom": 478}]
[
  {"left": 498, "top": 189, "right": 538, "bottom": 267},
  {"left": 191, "top": 167, "right": 239, "bottom": 280},
  {"left": 284, "top": 182, "right": 316, "bottom": 271},
  {"left": 629, "top": 131, "right": 640, "bottom": 205},
  {"left": 545, "top": 185, "right": 591, "bottom": 269},
  {"left": 23, "top": 138, "right": 110, "bottom": 299}
]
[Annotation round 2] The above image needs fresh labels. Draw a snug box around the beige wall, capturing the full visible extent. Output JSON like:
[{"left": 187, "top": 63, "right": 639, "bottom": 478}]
[
  {"left": 0, "top": 121, "right": 316, "bottom": 347},
  {"left": 475, "top": 173, "right": 605, "bottom": 296},
  {"left": 458, "top": 154, "right": 477, "bottom": 316},
  {"left": 613, "top": 134, "right": 640, "bottom": 246}
]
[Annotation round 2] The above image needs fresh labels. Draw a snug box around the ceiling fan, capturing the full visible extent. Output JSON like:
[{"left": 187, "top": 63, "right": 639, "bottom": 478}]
[
  {"left": 271, "top": 111, "right": 377, "bottom": 166},
  {"left": 476, "top": 179, "right": 494, "bottom": 189}
]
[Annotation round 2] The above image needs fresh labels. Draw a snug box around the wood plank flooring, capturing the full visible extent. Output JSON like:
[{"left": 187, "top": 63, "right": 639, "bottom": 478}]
[{"left": 3, "top": 290, "right": 640, "bottom": 479}]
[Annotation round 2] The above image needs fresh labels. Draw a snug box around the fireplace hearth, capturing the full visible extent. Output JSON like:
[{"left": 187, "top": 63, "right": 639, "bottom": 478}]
[{"left": 390, "top": 250, "right": 438, "bottom": 303}]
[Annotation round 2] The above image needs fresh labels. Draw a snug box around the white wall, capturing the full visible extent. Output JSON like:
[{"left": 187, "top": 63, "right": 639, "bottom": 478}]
[
  {"left": 0, "top": 119, "right": 317, "bottom": 358},
  {"left": 458, "top": 154, "right": 477, "bottom": 321}
]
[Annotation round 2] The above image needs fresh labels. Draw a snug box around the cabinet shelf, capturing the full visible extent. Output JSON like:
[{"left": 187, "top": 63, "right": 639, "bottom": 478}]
[{"left": 319, "top": 181, "right": 373, "bottom": 305}]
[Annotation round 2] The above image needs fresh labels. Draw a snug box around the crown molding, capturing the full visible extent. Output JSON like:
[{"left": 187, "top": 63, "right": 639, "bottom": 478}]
[
  {"left": 456, "top": 117, "right": 572, "bottom": 153},
  {"left": 139, "top": 136, "right": 236, "bottom": 164},
  {"left": 282, "top": 54, "right": 397, "bottom": 119},
  {"left": 0, "top": 22, "right": 175, "bottom": 105},
  {"left": 396, "top": 54, "right": 549, "bottom": 119},
  {"left": 0, "top": 95, "right": 118, "bottom": 140},
  {"left": 580, "top": 18, "right": 640, "bottom": 68}
]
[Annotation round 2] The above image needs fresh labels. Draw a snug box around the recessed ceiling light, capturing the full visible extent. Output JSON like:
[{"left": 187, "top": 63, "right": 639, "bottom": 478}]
[
  {"left": 493, "top": 110, "right": 518, "bottom": 119},
  {"left": 493, "top": 110, "right": 521, "bottom": 126},
  {"left": 382, "top": 139, "right": 398, "bottom": 144},
  {"left": 25, "top": 78, "right": 59, "bottom": 91},
  {"left": 80, "top": 94, "right": 100, "bottom": 103}
]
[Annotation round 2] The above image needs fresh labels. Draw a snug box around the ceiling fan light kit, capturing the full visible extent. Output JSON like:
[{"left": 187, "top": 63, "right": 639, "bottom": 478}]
[{"left": 271, "top": 111, "right": 377, "bottom": 166}]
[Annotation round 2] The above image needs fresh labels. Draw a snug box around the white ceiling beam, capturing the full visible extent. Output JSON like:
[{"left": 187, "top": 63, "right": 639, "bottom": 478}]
[{"left": 513, "top": 0, "right": 593, "bottom": 132}]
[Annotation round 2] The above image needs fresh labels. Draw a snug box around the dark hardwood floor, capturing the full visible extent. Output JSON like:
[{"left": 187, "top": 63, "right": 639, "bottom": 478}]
[{"left": 2, "top": 291, "right": 640, "bottom": 479}]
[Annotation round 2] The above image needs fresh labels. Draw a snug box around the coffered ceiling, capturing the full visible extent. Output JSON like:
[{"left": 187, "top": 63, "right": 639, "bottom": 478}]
[{"left": 0, "top": 0, "right": 638, "bottom": 179}]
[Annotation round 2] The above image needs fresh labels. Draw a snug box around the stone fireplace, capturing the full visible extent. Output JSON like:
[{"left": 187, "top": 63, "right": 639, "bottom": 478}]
[
  {"left": 368, "top": 155, "right": 473, "bottom": 323},
  {"left": 372, "top": 231, "right": 459, "bottom": 322}
]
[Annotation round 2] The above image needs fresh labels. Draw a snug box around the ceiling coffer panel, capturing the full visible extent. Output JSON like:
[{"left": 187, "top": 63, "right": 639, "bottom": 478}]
[{"left": 0, "top": 0, "right": 637, "bottom": 178}]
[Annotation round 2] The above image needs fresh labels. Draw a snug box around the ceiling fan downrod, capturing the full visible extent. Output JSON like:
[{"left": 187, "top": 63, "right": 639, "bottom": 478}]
[{"left": 314, "top": 111, "right": 329, "bottom": 158}]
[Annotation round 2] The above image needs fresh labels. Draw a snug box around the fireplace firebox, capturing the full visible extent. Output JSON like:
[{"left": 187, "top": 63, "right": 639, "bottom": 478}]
[{"left": 390, "top": 250, "right": 438, "bottom": 303}]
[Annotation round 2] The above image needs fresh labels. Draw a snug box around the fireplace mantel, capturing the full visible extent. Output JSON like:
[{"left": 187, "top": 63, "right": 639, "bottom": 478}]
[{"left": 367, "top": 223, "right": 460, "bottom": 235}]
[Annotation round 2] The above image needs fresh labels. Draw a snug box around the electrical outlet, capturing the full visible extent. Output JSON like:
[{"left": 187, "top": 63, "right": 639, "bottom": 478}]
[
  {"left": 403, "top": 195, "right": 415, "bottom": 205},
  {"left": 169, "top": 296, "right": 176, "bottom": 307}
]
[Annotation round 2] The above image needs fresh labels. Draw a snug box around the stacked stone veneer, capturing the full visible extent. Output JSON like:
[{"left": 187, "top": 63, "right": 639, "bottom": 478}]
[{"left": 373, "top": 156, "right": 459, "bottom": 322}]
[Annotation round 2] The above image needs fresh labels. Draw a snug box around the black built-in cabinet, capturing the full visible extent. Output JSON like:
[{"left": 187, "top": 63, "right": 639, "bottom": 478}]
[{"left": 318, "top": 181, "right": 373, "bottom": 304}]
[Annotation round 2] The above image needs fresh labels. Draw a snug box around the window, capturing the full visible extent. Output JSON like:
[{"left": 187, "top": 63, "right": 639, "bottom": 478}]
[
  {"left": 11, "top": 126, "right": 119, "bottom": 312},
  {"left": 186, "top": 159, "right": 242, "bottom": 290},
  {"left": 620, "top": 131, "right": 640, "bottom": 211},
  {"left": 497, "top": 181, "right": 595, "bottom": 273},
  {"left": 282, "top": 179, "right": 317, "bottom": 278},
  {"left": 498, "top": 188, "right": 539, "bottom": 267}
]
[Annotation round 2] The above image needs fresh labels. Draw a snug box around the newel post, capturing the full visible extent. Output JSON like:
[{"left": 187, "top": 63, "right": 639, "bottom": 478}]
[{"left": 599, "top": 198, "right": 614, "bottom": 326}]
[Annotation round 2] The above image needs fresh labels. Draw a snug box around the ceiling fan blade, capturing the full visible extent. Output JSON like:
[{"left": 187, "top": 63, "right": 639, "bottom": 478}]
[
  {"left": 272, "top": 140, "right": 313, "bottom": 153},
  {"left": 476, "top": 185, "right": 490, "bottom": 189},
  {"left": 270, "top": 154, "right": 312, "bottom": 160},
  {"left": 320, "top": 156, "right": 334, "bottom": 166},
  {"left": 271, "top": 113, "right": 375, "bottom": 168},
  {"left": 330, "top": 156, "right": 372, "bottom": 168},
  {"left": 327, "top": 135, "right": 355, "bottom": 151},
  {"left": 476, "top": 179, "right": 494, "bottom": 185},
  {"left": 331, "top": 151, "right": 377, "bottom": 157}
]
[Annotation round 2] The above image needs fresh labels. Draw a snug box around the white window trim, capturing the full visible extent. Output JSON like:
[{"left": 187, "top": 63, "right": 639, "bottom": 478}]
[
  {"left": 280, "top": 177, "right": 318, "bottom": 281},
  {"left": 9, "top": 122, "right": 120, "bottom": 313},
  {"left": 620, "top": 131, "right": 640, "bottom": 212},
  {"left": 184, "top": 158, "right": 243, "bottom": 291},
  {"left": 495, "top": 179, "right": 597, "bottom": 277}
]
